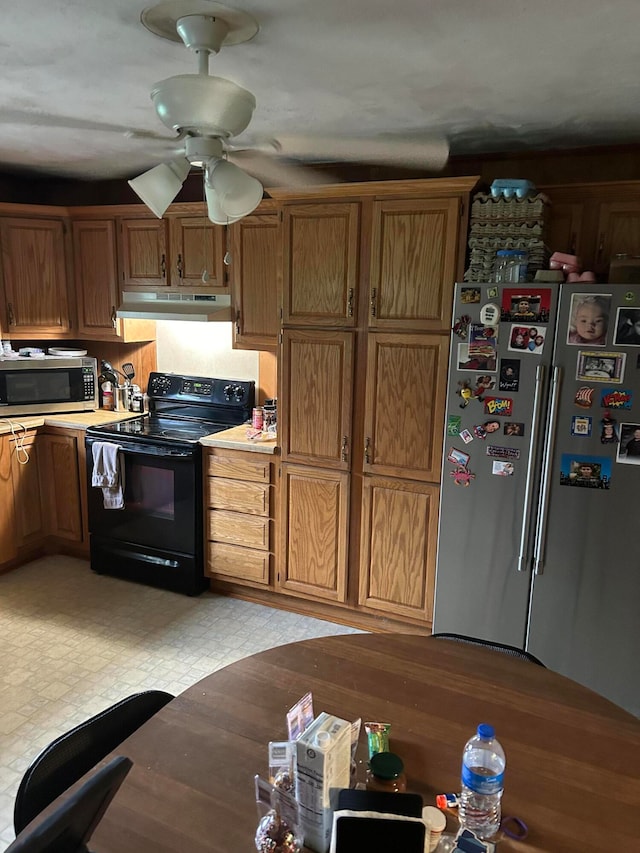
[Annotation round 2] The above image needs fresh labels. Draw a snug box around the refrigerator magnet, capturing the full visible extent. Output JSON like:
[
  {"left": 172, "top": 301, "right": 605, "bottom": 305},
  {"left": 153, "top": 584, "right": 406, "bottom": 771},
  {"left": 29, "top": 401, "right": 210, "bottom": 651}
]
[
  {"left": 486, "top": 445, "right": 520, "bottom": 460},
  {"left": 600, "top": 388, "right": 633, "bottom": 409},
  {"left": 600, "top": 415, "right": 619, "bottom": 444},
  {"left": 450, "top": 464, "right": 475, "bottom": 487},
  {"left": 447, "top": 415, "right": 462, "bottom": 436},
  {"left": 486, "top": 286, "right": 499, "bottom": 299},
  {"left": 504, "top": 422, "right": 525, "bottom": 437},
  {"left": 499, "top": 359, "right": 520, "bottom": 392},
  {"left": 560, "top": 454, "right": 611, "bottom": 489},
  {"left": 460, "top": 287, "right": 481, "bottom": 304},
  {"left": 484, "top": 397, "right": 513, "bottom": 417},
  {"left": 571, "top": 416, "right": 592, "bottom": 437},
  {"left": 507, "top": 324, "right": 545, "bottom": 355},
  {"left": 459, "top": 429, "right": 474, "bottom": 444},
  {"left": 500, "top": 287, "right": 552, "bottom": 323},
  {"left": 479, "top": 303, "right": 500, "bottom": 325},
  {"left": 576, "top": 351, "right": 626, "bottom": 384},
  {"left": 574, "top": 387, "right": 595, "bottom": 408},
  {"left": 452, "top": 314, "right": 472, "bottom": 339},
  {"left": 616, "top": 424, "right": 640, "bottom": 464},
  {"left": 447, "top": 447, "right": 470, "bottom": 466},
  {"left": 492, "top": 460, "right": 515, "bottom": 476},
  {"left": 613, "top": 307, "right": 640, "bottom": 346},
  {"left": 457, "top": 343, "right": 496, "bottom": 373}
]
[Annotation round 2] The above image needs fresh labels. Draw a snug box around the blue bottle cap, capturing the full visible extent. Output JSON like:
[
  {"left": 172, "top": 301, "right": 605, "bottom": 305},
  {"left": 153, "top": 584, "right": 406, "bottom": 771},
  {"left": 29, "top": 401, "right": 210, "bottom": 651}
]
[{"left": 477, "top": 723, "right": 494, "bottom": 740}]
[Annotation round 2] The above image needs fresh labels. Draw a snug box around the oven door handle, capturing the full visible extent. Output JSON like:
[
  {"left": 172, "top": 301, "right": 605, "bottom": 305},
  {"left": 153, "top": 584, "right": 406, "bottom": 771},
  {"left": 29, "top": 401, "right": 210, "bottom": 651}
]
[
  {"left": 87, "top": 440, "right": 194, "bottom": 459},
  {"left": 109, "top": 547, "right": 180, "bottom": 569}
]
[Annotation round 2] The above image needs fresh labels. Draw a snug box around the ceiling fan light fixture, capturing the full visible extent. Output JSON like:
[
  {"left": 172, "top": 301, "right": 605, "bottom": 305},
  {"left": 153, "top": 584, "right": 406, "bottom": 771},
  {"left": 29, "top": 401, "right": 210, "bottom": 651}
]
[
  {"left": 204, "top": 183, "right": 245, "bottom": 225},
  {"left": 128, "top": 157, "right": 191, "bottom": 217},
  {"left": 206, "top": 158, "right": 263, "bottom": 220}
]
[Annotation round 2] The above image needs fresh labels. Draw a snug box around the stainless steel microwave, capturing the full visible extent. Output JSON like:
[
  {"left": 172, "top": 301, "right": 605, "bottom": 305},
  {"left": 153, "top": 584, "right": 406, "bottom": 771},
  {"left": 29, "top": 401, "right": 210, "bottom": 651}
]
[{"left": 0, "top": 356, "right": 98, "bottom": 417}]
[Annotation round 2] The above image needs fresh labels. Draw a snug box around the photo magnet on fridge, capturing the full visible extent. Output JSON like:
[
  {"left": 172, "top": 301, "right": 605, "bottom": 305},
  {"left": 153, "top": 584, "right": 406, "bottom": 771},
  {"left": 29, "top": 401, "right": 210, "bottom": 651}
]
[
  {"left": 456, "top": 343, "right": 497, "bottom": 373},
  {"left": 507, "top": 324, "right": 546, "bottom": 355},
  {"left": 560, "top": 454, "right": 611, "bottom": 489},
  {"left": 614, "top": 307, "right": 640, "bottom": 346},
  {"left": 571, "top": 416, "right": 592, "bottom": 437},
  {"left": 500, "top": 287, "right": 552, "bottom": 323},
  {"left": 616, "top": 423, "right": 640, "bottom": 464},
  {"left": 499, "top": 359, "right": 520, "bottom": 392},
  {"left": 447, "top": 415, "right": 462, "bottom": 436},
  {"left": 447, "top": 447, "right": 470, "bottom": 466},
  {"left": 492, "top": 460, "right": 515, "bottom": 476},
  {"left": 460, "top": 287, "right": 481, "bottom": 304},
  {"left": 576, "top": 351, "right": 626, "bottom": 384},
  {"left": 566, "top": 293, "right": 612, "bottom": 346},
  {"left": 600, "top": 415, "right": 619, "bottom": 444},
  {"left": 504, "top": 422, "right": 525, "bottom": 437}
]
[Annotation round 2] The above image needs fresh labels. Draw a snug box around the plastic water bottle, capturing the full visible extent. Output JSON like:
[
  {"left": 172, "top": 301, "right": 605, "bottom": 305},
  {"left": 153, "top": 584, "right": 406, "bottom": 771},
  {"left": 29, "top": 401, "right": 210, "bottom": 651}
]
[{"left": 458, "top": 723, "right": 505, "bottom": 840}]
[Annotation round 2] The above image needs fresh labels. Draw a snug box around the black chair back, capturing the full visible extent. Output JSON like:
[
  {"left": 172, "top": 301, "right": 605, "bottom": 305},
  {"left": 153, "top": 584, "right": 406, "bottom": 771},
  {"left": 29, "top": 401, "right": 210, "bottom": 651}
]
[
  {"left": 429, "top": 632, "right": 546, "bottom": 666},
  {"left": 13, "top": 690, "right": 173, "bottom": 834}
]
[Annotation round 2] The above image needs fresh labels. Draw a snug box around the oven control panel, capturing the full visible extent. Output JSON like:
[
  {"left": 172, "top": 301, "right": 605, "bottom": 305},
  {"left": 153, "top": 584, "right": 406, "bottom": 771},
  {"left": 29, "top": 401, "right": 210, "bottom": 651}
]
[{"left": 148, "top": 372, "right": 255, "bottom": 407}]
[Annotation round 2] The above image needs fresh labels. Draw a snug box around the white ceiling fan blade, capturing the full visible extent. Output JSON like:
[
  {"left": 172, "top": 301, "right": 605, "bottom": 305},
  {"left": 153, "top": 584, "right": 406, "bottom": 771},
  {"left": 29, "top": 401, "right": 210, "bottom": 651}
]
[
  {"left": 0, "top": 109, "right": 185, "bottom": 144},
  {"left": 272, "top": 134, "right": 450, "bottom": 170},
  {"left": 229, "top": 151, "right": 336, "bottom": 189}
]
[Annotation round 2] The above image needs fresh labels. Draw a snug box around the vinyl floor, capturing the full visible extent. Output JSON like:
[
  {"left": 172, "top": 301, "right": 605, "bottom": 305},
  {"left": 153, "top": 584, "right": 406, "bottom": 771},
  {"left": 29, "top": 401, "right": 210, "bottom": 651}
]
[{"left": 0, "top": 556, "right": 362, "bottom": 846}]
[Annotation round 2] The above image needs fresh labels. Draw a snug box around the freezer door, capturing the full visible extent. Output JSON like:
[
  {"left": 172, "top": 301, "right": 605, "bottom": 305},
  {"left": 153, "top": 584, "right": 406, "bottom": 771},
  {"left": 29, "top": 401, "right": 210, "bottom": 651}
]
[
  {"left": 434, "top": 283, "right": 560, "bottom": 647},
  {"left": 527, "top": 283, "right": 640, "bottom": 716}
]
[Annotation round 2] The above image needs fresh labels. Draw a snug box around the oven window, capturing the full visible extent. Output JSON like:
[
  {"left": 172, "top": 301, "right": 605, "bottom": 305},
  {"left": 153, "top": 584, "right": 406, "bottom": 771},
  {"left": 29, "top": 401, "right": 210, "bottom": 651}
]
[
  {"left": 6, "top": 371, "right": 71, "bottom": 403},
  {"left": 128, "top": 465, "right": 175, "bottom": 520}
]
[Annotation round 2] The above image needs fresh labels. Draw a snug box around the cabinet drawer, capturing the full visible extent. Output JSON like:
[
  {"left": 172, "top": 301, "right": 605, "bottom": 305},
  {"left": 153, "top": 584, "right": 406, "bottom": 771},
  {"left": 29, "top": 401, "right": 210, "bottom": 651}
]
[
  {"left": 207, "top": 542, "right": 270, "bottom": 584},
  {"left": 207, "top": 477, "right": 270, "bottom": 516},
  {"left": 208, "top": 510, "right": 270, "bottom": 550},
  {"left": 206, "top": 454, "right": 271, "bottom": 482}
]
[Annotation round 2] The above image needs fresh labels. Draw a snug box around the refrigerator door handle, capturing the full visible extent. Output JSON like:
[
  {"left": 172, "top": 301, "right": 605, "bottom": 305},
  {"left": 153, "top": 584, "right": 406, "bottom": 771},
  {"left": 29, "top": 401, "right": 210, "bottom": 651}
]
[
  {"left": 532, "top": 365, "right": 563, "bottom": 575},
  {"left": 517, "top": 363, "right": 548, "bottom": 572}
]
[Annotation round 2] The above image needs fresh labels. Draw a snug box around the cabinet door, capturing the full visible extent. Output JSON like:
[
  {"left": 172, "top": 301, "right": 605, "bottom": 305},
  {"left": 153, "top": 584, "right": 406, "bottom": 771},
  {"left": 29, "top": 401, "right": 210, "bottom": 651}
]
[
  {"left": 168, "top": 215, "right": 225, "bottom": 288},
  {"left": 39, "top": 433, "right": 82, "bottom": 541},
  {"left": 73, "top": 219, "right": 120, "bottom": 338},
  {"left": 278, "top": 463, "right": 349, "bottom": 602},
  {"left": 0, "top": 435, "right": 17, "bottom": 564},
  {"left": 282, "top": 202, "right": 359, "bottom": 326},
  {"left": 545, "top": 202, "right": 584, "bottom": 259},
  {"left": 281, "top": 329, "right": 354, "bottom": 469},
  {"left": 358, "top": 476, "right": 439, "bottom": 623},
  {"left": 0, "top": 217, "right": 71, "bottom": 334},
  {"left": 595, "top": 202, "right": 640, "bottom": 273},
  {"left": 230, "top": 210, "right": 281, "bottom": 350},
  {"left": 363, "top": 333, "right": 448, "bottom": 482},
  {"left": 369, "top": 198, "right": 460, "bottom": 331},
  {"left": 118, "top": 218, "right": 168, "bottom": 286},
  {"left": 10, "top": 432, "right": 44, "bottom": 548}
]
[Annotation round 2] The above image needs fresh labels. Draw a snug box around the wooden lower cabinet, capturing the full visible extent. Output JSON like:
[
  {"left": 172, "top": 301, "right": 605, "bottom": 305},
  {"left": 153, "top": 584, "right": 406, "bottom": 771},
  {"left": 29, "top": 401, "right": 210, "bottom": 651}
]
[
  {"left": 358, "top": 475, "right": 440, "bottom": 623},
  {"left": 204, "top": 447, "right": 276, "bottom": 589},
  {"left": 39, "top": 432, "right": 83, "bottom": 542},
  {"left": 10, "top": 430, "right": 45, "bottom": 549},
  {"left": 278, "top": 463, "right": 349, "bottom": 603},
  {"left": 0, "top": 433, "right": 18, "bottom": 563}
]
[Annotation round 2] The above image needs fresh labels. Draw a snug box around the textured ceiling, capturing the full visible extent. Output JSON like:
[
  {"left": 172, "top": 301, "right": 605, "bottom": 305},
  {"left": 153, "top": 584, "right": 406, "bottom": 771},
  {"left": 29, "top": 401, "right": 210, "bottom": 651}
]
[{"left": 1, "top": 0, "right": 639, "bottom": 181}]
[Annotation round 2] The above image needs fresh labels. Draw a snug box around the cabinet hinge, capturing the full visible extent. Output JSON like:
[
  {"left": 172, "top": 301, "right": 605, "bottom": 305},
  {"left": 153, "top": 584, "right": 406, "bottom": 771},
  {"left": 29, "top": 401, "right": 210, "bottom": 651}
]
[
  {"left": 278, "top": 331, "right": 283, "bottom": 344},
  {"left": 280, "top": 306, "right": 283, "bottom": 320},
  {"left": 279, "top": 210, "right": 283, "bottom": 222},
  {"left": 460, "top": 202, "right": 464, "bottom": 218}
]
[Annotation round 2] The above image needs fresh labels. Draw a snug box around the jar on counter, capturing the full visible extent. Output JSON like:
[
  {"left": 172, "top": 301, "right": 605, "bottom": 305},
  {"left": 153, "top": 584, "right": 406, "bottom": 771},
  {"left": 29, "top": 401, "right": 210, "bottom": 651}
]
[
  {"left": 494, "top": 249, "right": 528, "bottom": 283},
  {"left": 365, "top": 751, "right": 407, "bottom": 793}
]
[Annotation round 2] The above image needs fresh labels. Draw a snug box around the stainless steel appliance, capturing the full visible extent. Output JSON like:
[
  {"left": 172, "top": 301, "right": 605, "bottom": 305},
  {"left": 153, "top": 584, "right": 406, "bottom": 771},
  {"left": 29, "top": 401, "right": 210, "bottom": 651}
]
[
  {"left": 434, "top": 282, "right": 640, "bottom": 715},
  {"left": 0, "top": 356, "right": 97, "bottom": 417},
  {"left": 85, "top": 371, "right": 255, "bottom": 596}
]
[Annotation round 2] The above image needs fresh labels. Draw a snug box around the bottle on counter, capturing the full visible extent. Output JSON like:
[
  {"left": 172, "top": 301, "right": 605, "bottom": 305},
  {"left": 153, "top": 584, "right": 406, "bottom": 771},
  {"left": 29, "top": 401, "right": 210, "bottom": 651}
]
[
  {"left": 365, "top": 751, "right": 407, "bottom": 793},
  {"left": 101, "top": 380, "right": 114, "bottom": 411},
  {"left": 494, "top": 249, "right": 528, "bottom": 283},
  {"left": 458, "top": 723, "right": 505, "bottom": 841}
]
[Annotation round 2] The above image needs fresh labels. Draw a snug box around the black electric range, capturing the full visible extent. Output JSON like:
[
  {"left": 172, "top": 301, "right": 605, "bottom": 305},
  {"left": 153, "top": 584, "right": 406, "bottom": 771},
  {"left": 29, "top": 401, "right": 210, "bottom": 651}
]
[{"left": 85, "top": 372, "right": 255, "bottom": 595}]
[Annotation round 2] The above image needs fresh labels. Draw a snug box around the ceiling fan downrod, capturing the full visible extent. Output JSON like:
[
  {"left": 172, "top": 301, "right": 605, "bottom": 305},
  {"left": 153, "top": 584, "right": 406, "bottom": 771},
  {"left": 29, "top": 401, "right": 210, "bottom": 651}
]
[{"left": 176, "top": 15, "right": 229, "bottom": 74}]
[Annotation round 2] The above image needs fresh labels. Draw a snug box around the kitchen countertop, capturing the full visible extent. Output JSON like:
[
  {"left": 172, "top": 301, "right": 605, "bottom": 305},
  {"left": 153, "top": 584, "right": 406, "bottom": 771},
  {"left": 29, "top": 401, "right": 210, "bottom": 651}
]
[
  {"left": 200, "top": 424, "right": 278, "bottom": 454},
  {"left": 0, "top": 410, "right": 139, "bottom": 434}
]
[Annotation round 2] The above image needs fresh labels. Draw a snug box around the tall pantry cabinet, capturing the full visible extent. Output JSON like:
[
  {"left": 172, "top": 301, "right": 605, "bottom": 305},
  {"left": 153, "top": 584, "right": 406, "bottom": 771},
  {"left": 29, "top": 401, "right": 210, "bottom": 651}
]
[{"left": 271, "top": 177, "right": 477, "bottom": 628}]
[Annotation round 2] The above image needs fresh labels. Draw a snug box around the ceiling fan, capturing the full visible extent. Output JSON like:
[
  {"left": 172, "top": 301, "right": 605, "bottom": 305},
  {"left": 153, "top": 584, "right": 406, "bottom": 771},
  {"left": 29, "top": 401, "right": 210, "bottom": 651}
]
[{"left": 124, "top": 0, "right": 450, "bottom": 224}]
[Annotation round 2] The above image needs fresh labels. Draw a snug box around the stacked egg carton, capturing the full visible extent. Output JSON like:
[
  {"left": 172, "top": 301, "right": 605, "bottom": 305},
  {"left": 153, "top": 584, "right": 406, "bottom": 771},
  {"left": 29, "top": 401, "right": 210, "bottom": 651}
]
[{"left": 464, "top": 192, "right": 551, "bottom": 283}]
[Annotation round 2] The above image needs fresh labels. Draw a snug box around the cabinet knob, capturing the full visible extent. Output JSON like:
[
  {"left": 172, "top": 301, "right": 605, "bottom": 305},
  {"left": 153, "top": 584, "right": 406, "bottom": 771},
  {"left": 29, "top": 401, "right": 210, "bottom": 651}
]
[
  {"left": 370, "top": 289, "right": 377, "bottom": 317},
  {"left": 341, "top": 435, "right": 349, "bottom": 462},
  {"left": 161, "top": 254, "right": 166, "bottom": 278},
  {"left": 364, "top": 436, "right": 371, "bottom": 464},
  {"left": 7, "top": 302, "right": 15, "bottom": 325},
  {"left": 177, "top": 254, "right": 183, "bottom": 278}
]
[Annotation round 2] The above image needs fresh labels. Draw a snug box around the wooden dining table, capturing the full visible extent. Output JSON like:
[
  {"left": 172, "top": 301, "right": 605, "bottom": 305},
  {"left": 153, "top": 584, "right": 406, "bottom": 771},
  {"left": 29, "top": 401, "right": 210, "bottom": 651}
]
[{"left": 84, "top": 633, "right": 640, "bottom": 853}]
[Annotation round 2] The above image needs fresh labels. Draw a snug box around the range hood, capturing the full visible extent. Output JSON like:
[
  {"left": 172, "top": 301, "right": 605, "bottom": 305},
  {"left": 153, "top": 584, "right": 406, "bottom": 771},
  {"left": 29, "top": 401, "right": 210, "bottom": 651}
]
[{"left": 116, "top": 291, "right": 232, "bottom": 322}]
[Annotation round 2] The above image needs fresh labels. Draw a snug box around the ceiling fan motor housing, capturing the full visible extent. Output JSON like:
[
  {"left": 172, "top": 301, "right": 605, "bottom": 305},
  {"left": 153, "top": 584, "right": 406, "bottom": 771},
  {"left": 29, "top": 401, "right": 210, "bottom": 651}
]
[{"left": 151, "top": 74, "right": 256, "bottom": 137}]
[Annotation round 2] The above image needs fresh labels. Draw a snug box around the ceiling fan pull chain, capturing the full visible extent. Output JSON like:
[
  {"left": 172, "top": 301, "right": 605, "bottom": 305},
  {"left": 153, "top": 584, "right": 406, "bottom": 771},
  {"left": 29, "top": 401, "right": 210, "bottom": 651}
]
[{"left": 201, "top": 173, "right": 210, "bottom": 283}]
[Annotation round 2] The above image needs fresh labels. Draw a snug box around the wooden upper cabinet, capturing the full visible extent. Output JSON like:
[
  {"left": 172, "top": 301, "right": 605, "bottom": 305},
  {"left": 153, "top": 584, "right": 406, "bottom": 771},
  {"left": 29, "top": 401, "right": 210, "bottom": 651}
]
[
  {"left": 118, "top": 217, "right": 168, "bottom": 286},
  {"left": 545, "top": 201, "right": 585, "bottom": 259},
  {"left": 358, "top": 476, "right": 439, "bottom": 622},
  {"left": 0, "top": 217, "right": 71, "bottom": 335},
  {"left": 281, "top": 329, "right": 354, "bottom": 469},
  {"left": 363, "top": 333, "right": 448, "bottom": 482},
  {"left": 595, "top": 202, "right": 640, "bottom": 274},
  {"left": 167, "top": 215, "right": 225, "bottom": 288},
  {"left": 73, "top": 219, "right": 120, "bottom": 337},
  {"left": 282, "top": 202, "right": 359, "bottom": 326},
  {"left": 369, "top": 197, "right": 460, "bottom": 331},
  {"left": 230, "top": 208, "right": 281, "bottom": 350}
]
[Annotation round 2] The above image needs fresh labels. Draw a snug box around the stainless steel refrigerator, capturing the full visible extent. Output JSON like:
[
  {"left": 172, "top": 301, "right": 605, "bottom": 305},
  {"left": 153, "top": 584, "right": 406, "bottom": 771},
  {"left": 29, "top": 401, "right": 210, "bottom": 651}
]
[{"left": 433, "top": 281, "right": 640, "bottom": 716}]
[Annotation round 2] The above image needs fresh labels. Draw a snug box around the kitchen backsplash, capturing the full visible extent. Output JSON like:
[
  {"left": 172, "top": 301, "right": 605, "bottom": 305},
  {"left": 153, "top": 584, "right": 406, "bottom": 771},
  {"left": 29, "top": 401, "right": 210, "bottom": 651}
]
[{"left": 155, "top": 320, "right": 259, "bottom": 382}]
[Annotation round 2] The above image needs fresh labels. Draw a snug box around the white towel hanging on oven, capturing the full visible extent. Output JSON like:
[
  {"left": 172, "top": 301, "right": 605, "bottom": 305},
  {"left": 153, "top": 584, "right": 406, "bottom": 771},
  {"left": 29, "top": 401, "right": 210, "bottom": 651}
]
[{"left": 91, "top": 441, "right": 125, "bottom": 509}]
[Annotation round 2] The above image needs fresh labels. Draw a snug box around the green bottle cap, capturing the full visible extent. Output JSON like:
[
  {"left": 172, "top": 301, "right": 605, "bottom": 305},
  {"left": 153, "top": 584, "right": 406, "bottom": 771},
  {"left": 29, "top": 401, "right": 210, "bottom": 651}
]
[{"left": 369, "top": 751, "right": 404, "bottom": 780}]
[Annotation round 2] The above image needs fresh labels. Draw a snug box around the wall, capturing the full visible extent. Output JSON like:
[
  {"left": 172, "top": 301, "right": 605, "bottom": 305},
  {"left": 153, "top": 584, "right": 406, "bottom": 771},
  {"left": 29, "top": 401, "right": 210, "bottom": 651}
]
[{"left": 155, "top": 320, "right": 259, "bottom": 383}]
